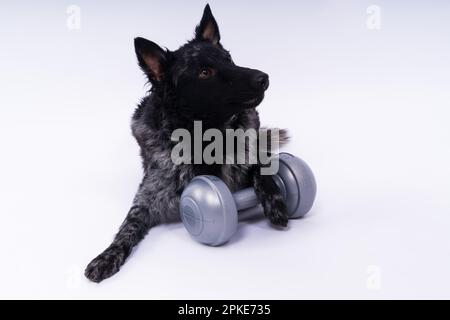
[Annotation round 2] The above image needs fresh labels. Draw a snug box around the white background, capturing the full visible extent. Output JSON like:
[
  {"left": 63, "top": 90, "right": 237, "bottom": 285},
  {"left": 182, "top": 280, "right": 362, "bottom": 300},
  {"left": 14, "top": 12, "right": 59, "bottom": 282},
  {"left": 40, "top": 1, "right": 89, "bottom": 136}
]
[{"left": 0, "top": 0, "right": 449, "bottom": 299}]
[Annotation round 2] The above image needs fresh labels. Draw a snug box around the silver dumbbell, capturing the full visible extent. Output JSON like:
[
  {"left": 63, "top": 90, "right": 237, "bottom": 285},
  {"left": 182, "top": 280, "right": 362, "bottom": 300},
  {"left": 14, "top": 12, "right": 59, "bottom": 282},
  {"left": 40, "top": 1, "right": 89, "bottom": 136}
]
[{"left": 179, "top": 153, "right": 317, "bottom": 246}]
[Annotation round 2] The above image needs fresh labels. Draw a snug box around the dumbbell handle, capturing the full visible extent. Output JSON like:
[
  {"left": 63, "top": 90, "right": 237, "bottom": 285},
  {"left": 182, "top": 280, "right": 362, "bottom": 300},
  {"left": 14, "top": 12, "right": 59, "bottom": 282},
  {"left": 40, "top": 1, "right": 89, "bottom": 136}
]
[
  {"left": 232, "top": 188, "right": 271, "bottom": 221},
  {"left": 232, "top": 172, "right": 289, "bottom": 221},
  {"left": 233, "top": 188, "right": 259, "bottom": 211}
]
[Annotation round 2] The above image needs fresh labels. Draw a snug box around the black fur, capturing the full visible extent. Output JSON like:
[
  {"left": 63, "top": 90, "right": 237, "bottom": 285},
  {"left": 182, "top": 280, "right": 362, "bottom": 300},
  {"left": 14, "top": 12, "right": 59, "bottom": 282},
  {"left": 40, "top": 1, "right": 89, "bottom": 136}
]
[{"left": 85, "top": 4, "right": 288, "bottom": 283}]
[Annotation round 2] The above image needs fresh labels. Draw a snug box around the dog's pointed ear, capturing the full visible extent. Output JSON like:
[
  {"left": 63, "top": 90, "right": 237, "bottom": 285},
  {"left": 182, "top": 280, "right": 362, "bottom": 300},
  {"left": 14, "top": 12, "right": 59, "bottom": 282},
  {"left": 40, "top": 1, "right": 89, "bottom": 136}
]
[
  {"left": 134, "top": 37, "right": 168, "bottom": 83},
  {"left": 195, "top": 4, "right": 221, "bottom": 45}
]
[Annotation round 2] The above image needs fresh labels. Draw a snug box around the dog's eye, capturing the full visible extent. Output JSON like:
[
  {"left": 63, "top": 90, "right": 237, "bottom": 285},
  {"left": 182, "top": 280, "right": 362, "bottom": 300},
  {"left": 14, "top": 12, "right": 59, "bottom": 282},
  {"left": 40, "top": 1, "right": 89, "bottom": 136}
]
[{"left": 199, "top": 68, "right": 214, "bottom": 79}]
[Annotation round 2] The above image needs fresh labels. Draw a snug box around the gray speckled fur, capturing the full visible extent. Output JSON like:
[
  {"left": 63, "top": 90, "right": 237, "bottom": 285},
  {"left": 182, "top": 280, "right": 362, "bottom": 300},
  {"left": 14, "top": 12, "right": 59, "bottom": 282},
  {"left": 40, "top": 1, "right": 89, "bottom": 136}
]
[
  {"left": 85, "top": 5, "right": 290, "bottom": 283},
  {"left": 85, "top": 101, "right": 287, "bottom": 283}
]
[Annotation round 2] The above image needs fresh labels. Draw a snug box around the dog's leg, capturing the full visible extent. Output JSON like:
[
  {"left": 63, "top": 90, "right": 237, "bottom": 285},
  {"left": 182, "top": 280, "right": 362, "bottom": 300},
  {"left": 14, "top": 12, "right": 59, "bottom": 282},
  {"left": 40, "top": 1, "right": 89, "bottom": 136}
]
[
  {"left": 251, "top": 165, "right": 289, "bottom": 227},
  {"left": 85, "top": 174, "right": 180, "bottom": 283},
  {"left": 84, "top": 205, "right": 158, "bottom": 283}
]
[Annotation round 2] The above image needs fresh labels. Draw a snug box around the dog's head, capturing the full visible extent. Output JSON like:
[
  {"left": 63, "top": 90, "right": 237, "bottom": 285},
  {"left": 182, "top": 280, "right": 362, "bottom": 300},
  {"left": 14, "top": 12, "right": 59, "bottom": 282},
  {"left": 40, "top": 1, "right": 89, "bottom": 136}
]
[{"left": 134, "top": 4, "right": 269, "bottom": 123}]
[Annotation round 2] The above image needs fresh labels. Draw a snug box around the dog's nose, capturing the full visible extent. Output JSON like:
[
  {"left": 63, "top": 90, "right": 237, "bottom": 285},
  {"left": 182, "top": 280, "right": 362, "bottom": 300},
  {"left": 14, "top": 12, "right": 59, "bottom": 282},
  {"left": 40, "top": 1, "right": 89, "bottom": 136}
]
[{"left": 252, "top": 72, "right": 269, "bottom": 91}]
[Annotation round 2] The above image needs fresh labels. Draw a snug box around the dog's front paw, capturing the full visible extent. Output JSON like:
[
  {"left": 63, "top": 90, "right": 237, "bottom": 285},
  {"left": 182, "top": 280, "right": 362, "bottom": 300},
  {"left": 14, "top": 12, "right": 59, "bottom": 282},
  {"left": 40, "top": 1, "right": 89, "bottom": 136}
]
[
  {"left": 266, "top": 203, "right": 289, "bottom": 227},
  {"left": 267, "top": 207, "right": 289, "bottom": 227},
  {"left": 85, "top": 246, "right": 126, "bottom": 283},
  {"left": 253, "top": 173, "right": 289, "bottom": 227},
  {"left": 263, "top": 195, "right": 289, "bottom": 227}
]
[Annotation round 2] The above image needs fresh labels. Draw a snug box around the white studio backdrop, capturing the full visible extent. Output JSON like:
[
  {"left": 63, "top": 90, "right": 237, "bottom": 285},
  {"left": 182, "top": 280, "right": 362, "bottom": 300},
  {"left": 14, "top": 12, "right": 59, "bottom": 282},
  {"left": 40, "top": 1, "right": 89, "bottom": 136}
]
[{"left": 0, "top": 0, "right": 449, "bottom": 299}]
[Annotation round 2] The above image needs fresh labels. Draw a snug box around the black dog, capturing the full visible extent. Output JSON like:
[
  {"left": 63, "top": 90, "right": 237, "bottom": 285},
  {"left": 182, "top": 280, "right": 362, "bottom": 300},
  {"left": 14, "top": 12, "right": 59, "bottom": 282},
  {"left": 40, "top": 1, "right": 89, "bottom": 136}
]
[{"left": 85, "top": 4, "right": 288, "bottom": 283}]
